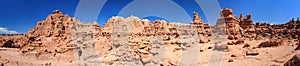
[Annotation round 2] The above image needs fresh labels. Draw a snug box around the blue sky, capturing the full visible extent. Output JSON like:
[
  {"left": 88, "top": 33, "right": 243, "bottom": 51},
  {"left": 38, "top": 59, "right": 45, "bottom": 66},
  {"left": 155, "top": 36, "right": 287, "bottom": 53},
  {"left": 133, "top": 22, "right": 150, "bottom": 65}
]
[{"left": 0, "top": 0, "right": 299, "bottom": 34}]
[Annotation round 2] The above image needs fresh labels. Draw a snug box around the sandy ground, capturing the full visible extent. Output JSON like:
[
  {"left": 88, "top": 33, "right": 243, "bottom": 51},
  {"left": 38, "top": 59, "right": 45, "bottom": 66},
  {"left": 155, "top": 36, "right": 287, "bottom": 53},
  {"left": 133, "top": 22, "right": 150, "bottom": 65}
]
[{"left": 0, "top": 38, "right": 298, "bottom": 66}]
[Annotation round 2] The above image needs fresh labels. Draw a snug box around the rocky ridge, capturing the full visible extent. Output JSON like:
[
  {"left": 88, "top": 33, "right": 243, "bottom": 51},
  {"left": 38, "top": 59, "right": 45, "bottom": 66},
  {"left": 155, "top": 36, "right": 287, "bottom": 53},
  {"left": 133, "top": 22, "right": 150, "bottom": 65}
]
[{"left": 0, "top": 8, "right": 300, "bottom": 66}]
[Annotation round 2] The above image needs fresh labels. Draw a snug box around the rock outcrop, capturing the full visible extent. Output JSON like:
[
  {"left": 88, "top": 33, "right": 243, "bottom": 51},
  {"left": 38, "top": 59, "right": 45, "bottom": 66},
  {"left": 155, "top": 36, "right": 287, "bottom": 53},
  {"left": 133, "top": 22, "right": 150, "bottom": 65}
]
[
  {"left": 191, "top": 12, "right": 211, "bottom": 43},
  {"left": 0, "top": 10, "right": 102, "bottom": 57},
  {"left": 23, "top": 10, "right": 77, "bottom": 54},
  {"left": 258, "top": 40, "right": 282, "bottom": 48},
  {"left": 239, "top": 14, "right": 255, "bottom": 30},
  {"left": 215, "top": 8, "right": 244, "bottom": 41},
  {"left": 284, "top": 54, "right": 300, "bottom": 66},
  {"left": 1, "top": 8, "right": 300, "bottom": 66}
]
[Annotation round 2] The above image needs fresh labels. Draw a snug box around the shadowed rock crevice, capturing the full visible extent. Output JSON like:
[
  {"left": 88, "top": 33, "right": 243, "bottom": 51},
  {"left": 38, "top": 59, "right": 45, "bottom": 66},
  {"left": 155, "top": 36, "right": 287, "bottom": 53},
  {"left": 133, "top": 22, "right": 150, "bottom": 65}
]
[{"left": 3, "top": 40, "right": 14, "bottom": 48}]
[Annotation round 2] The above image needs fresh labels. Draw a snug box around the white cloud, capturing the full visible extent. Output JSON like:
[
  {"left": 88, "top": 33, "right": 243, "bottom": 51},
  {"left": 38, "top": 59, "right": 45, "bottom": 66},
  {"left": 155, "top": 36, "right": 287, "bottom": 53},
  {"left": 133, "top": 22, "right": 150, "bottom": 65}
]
[
  {"left": 0, "top": 27, "right": 18, "bottom": 34},
  {"left": 169, "top": 22, "right": 189, "bottom": 25}
]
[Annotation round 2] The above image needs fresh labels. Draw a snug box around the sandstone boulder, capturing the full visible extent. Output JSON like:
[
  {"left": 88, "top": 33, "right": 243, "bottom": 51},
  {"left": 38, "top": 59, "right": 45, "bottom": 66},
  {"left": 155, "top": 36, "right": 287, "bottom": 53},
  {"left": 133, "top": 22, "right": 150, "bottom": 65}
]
[
  {"left": 258, "top": 40, "right": 282, "bottom": 48},
  {"left": 246, "top": 50, "right": 259, "bottom": 56}
]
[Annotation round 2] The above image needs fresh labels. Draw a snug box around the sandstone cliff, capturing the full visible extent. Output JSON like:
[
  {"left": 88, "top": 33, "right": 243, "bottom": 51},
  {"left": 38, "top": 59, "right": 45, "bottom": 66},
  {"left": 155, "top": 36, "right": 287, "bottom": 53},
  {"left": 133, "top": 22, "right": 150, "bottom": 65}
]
[{"left": 0, "top": 8, "right": 300, "bottom": 66}]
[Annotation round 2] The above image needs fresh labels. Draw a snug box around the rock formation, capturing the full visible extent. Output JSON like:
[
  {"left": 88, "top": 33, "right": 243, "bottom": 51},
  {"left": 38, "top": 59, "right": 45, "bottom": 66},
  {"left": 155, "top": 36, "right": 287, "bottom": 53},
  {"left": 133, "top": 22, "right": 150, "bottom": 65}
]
[
  {"left": 239, "top": 14, "right": 255, "bottom": 29},
  {"left": 0, "top": 8, "right": 300, "bottom": 66},
  {"left": 215, "top": 8, "right": 244, "bottom": 42},
  {"left": 190, "top": 12, "right": 211, "bottom": 43},
  {"left": 284, "top": 54, "right": 300, "bottom": 66},
  {"left": 258, "top": 40, "right": 282, "bottom": 48}
]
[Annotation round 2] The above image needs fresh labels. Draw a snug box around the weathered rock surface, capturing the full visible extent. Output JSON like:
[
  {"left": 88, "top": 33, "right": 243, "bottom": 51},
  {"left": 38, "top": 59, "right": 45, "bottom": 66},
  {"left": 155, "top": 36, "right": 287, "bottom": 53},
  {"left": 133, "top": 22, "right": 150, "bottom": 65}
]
[
  {"left": 0, "top": 8, "right": 300, "bottom": 66},
  {"left": 258, "top": 40, "right": 282, "bottom": 48},
  {"left": 215, "top": 8, "right": 244, "bottom": 40},
  {"left": 284, "top": 54, "right": 300, "bottom": 66}
]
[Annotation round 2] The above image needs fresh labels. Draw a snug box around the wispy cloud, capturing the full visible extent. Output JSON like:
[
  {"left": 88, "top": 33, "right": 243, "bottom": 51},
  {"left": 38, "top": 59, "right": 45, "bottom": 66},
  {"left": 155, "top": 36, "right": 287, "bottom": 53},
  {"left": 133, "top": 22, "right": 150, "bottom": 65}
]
[
  {"left": 169, "top": 22, "right": 189, "bottom": 25},
  {"left": 0, "top": 27, "right": 18, "bottom": 34}
]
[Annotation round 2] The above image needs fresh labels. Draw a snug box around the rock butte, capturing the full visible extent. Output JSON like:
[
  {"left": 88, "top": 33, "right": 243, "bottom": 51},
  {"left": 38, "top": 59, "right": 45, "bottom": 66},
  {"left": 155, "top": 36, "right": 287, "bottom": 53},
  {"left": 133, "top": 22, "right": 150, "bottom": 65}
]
[{"left": 0, "top": 8, "right": 300, "bottom": 66}]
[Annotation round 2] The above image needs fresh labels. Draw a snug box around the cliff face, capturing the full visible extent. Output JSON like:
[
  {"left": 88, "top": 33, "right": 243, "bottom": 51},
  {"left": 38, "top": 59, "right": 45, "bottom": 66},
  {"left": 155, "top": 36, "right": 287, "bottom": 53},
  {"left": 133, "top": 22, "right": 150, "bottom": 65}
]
[{"left": 0, "top": 8, "right": 300, "bottom": 66}]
